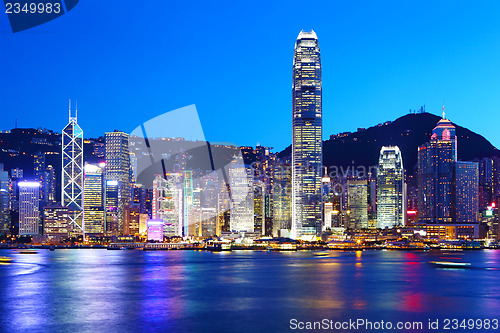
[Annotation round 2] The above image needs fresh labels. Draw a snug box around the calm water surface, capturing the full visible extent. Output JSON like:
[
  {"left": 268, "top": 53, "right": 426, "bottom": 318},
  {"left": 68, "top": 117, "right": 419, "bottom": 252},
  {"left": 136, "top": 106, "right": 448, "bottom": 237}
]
[{"left": 1, "top": 249, "right": 500, "bottom": 333}]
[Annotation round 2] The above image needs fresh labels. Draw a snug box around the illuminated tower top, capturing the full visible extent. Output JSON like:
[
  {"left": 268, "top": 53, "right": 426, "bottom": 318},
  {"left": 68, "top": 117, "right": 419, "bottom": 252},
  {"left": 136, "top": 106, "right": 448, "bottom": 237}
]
[
  {"left": 431, "top": 104, "right": 457, "bottom": 161},
  {"left": 296, "top": 29, "right": 317, "bottom": 41},
  {"left": 69, "top": 99, "right": 77, "bottom": 123}
]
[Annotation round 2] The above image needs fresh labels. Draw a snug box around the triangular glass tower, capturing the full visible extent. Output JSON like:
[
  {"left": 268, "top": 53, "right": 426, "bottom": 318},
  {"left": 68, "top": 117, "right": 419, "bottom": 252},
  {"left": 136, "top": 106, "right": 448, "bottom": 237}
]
[{"left": 62, "top": 100, "right": 84, "bottom": 236}]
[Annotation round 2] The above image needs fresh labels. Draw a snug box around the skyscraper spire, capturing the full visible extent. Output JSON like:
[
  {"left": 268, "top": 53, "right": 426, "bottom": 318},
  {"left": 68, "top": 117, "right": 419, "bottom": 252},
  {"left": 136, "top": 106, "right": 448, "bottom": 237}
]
[
  {"left": 75, "top": 100, "right": 78, "bottom": 121},
  {"left": 68, "top": 99, "right": 71, "bottom": 120},
  {"left": 442, "top": 101, "right": 446, "bottom": 119}
]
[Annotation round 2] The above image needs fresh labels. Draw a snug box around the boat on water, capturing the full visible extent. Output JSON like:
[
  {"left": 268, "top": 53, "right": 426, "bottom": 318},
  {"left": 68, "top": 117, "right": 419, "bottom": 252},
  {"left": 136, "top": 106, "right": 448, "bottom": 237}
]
[
  {"left": 430, "top": 261, "right": 472, "bottom": 268},
  {"left": 16, "top": 249, "right": 38, "bottom": 254},
  {"left": 312, "top": 251, "right": 330, "bottom": 257},
  {"left": 0, "top": 256, "right": 13, "bottom": 262},
  {"left": 208, "top": 243, "right": 232, "bottom": 252}
]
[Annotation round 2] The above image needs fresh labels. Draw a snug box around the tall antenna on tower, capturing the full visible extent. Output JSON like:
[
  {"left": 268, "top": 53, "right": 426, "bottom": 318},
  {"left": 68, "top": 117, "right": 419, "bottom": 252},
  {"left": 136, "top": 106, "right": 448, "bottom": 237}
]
[
  {"left": 75, "top": 100, "right": 78, "bottom": 121},
  {"left": 442, "top": 100, "right": 446, "bottom": 119},
  {"left": 68, "top": 99, "right": 72, "bottom": 120}
]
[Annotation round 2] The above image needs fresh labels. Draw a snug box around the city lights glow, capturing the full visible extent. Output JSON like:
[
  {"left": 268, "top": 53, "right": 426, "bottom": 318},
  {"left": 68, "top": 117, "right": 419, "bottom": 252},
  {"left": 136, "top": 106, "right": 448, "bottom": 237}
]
[
  {"left": 18, "top": 182, "right": 40, "bottom": 187},
  {"left": 84, "top": 164, "right": 102, "bottom": 173}
]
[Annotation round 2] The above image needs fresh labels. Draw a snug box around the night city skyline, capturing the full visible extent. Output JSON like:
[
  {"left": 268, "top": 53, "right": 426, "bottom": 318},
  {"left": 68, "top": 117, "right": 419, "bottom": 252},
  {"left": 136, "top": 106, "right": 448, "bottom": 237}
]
[
  {"left": 0, "top": 26, "right": 496, "bottom": 243},
  {"left": 2, "top": 2, "right": 500, "bottom": 333},
  {"left": 1, "top": 0, "right": 500, "bottom": 151}
]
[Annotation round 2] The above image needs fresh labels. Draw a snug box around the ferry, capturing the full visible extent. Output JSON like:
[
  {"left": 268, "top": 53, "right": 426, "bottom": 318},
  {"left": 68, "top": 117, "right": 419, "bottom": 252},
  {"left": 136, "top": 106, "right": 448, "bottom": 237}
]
[
  {"left": 430, "top": 261, "right": 472, "bottom": 268},
  {"left": 107, "top": 244, "right": 121, "bottom": 250},
  {"left": 207, "top": 243, "right": 231, "bottom": 252}
]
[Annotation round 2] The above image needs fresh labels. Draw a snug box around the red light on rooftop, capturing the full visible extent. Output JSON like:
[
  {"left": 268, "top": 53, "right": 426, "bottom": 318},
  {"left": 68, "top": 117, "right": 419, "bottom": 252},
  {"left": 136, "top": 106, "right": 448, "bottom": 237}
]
[
  {"left": 492, "top": 202, "right": 496, "bottom": 208},
  {"left": 407, "top": 210, "right": 417, "bottom": 215}
]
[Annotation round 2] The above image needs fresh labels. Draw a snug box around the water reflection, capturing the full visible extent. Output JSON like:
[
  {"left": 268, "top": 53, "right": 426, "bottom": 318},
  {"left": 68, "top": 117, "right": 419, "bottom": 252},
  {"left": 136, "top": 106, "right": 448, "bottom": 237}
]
[{"left": 0, "top": 249, "right": 499, "bottom": 333}]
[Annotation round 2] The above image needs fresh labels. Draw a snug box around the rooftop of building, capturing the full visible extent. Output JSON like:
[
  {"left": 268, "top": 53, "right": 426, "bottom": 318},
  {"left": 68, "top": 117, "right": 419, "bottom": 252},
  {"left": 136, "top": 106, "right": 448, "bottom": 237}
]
[
  {"left": 434, "top": 118, "right": 455, "bottom": 129},
  {"left": 297, "top": 29, "right": 317, "bottom": 40}
]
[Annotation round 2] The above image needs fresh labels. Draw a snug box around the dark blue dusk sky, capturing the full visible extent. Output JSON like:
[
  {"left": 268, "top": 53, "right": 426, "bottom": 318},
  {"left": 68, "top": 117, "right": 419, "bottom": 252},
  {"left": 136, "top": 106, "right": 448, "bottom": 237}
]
[{"left": 1, "top": 0, "right": 499, "bottom": 151}]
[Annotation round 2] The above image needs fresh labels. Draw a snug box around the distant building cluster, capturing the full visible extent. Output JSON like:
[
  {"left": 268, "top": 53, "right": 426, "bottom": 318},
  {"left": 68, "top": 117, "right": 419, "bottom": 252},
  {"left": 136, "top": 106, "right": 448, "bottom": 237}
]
[{"left": 0, "top": 32, "right": 499, "bottom": 245}]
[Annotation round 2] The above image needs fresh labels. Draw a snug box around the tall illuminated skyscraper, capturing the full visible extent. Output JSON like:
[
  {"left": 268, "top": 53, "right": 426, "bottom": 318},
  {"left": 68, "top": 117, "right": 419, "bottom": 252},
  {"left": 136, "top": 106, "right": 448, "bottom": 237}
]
[
  {"left": 272, "top": 160, "right": 292, "bottom": 237},
  {"left": 19, "top": 182, "right": 40, "bottom": 236},
  {"left": 377, "top": 146, "right": 406, "bottom": 229},
  {"left": 84, "top": 163, "right": 105, "bottom": 235},
  {"left": 44, "top": 165, "right": 56, "bottom": 202},
  {"left": 347, "top": 180, "right": 368, "bottom": 229},
  {"left": 0, "top": 164, "right": 10, "bottom": 236},
  {"left": 201, "top": 179, "right": 217, "bottom": 237},
  {"left": 254, "top": 180, "right": 265, "bottom": 235},
  {"left": 105, "top": 131, "right": 131, "bottom": 234},
  {"left": 183, "top": 170, "right": 193, "bottom": 237},
  {"left": 291, "top": 30, "right": 323, "bottom": 239},
  {"left": 33, "top": 151, "right": 45, "bottom": 201},
  {"left": 229, "top": 164, "right": 254, "bottom": 233},
  {"left": 455, "top": 161, "right": 479, "bottom": 223},
  {"left": 418, "top": 108, "right": 479, "bottom": 225},
  {"left": 418, "top": 110, "right": 457, "bottom": 224},
  {"left": 61, "top": 101, "right": 84, "bottom": 236},
  {"left": 105, "top": 180, "right": 120, "bottom": 234}
]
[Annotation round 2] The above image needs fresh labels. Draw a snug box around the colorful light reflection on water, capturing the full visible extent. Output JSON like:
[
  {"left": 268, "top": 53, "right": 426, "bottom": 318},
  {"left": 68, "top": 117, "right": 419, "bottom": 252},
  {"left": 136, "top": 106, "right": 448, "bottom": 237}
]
[{"left": 0, "top": 250, "right": 499, "bottom": 333}]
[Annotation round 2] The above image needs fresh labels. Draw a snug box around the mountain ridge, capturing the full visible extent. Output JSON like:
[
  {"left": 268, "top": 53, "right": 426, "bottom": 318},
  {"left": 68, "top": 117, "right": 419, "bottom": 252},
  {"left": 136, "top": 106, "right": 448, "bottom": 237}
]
[{"left": 278, "top": 112, "right": 500, "bottom": 175}]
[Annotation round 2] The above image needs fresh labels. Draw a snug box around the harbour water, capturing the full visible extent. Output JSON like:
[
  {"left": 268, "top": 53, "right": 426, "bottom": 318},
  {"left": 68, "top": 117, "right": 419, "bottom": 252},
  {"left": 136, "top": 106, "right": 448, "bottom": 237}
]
[{"left": 1, "top": 249, "right": 499, "bottom": 333}]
